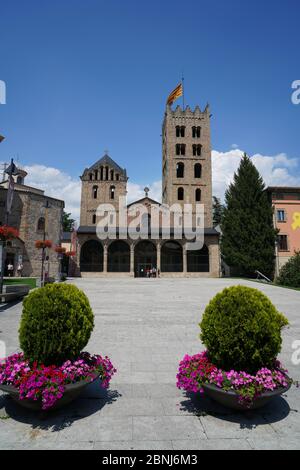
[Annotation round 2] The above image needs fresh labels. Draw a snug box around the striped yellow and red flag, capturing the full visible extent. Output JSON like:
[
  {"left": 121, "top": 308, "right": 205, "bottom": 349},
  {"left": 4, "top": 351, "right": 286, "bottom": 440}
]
[{"left": 166, "top": 83, "right": 183, "bottom": 106}]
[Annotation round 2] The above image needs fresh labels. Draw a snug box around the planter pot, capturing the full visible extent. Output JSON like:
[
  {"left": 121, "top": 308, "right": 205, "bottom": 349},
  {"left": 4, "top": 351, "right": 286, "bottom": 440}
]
[
  {"left": 0, "top": 372, "right": 101, "bottom": 411},
  {"left": 203, "top": 378, "right": 291, "bottom": 411}
]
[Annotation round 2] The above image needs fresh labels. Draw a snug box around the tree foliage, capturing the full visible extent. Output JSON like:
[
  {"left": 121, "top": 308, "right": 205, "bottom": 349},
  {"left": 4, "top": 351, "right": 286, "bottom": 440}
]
[
  {"left": 200, "top": 285, "right": 288, "bottom": 373},
  {"left": 276, "top": 251, "right": 300, "bottom": 288},
  {"left": 221, "top": 153, "right": 277, "bottom": 278}
]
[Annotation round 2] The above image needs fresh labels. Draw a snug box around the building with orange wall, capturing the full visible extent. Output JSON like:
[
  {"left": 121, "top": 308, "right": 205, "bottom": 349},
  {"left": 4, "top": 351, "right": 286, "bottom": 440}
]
[{"left": 267, "top": 187, "right": 300, "bottom": 275}]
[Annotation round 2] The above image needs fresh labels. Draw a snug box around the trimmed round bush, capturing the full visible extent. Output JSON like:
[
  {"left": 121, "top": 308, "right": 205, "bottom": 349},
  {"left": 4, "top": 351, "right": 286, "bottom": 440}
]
[
  {"left": 276, "top": 251, "right": 300, "bottom": 288},
  {"left": 19, "top": 283, "right": 94, "bottom": 365},
  {"left": 200, "top": 285, "right": 288, "bottom": 373}
]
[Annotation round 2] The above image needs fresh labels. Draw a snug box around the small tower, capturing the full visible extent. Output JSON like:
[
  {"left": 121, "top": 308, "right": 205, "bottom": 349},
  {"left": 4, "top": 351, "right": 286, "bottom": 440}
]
[
  {"left": 162, "top": 104, "right": 213, "bottom": 227},
  {"left": 80, "top": 153, "right": 128, "bottom": 226}
]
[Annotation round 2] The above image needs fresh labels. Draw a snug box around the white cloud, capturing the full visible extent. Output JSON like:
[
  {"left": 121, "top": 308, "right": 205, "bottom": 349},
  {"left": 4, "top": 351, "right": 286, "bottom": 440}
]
[
  {"left": 212, "top": 149, "right": 300, "bottom": 201},
  {"left": 127, "top": 180, "right": 162, "bottom": 204},
  {"left": 19, "top": 149, "right": 299, "bottom": 222},
  {"left": 24, "top": 164, "right": 81, "bottom": 222}
]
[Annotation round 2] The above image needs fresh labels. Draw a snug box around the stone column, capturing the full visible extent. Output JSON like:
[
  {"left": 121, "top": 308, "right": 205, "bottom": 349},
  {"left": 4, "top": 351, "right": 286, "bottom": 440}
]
[
  {"left": 103, "top": 243, "right": 108, "bottom": 273},
  {"left": 130, "top": 243, "right": 134, "bottom": 275},
  {"left": 156, "top": 242, "right": 161, "bottom": 272},
  {"left": 208, "top": 242, "right": 220, "bottom": 277},
  {"left": 183, "top": 243, "right": 187, "bottom": 274}
]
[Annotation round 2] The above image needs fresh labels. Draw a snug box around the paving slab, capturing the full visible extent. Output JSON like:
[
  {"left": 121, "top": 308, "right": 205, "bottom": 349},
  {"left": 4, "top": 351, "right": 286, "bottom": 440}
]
[{"left": 0, "top": 278, "right": 299, "bottom": 449}]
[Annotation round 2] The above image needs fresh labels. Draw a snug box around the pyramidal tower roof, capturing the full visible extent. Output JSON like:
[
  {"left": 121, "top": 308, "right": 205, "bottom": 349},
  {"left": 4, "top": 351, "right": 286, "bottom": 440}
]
[{"left": 89, "top": 153, "right": 127, "bottom": 177}]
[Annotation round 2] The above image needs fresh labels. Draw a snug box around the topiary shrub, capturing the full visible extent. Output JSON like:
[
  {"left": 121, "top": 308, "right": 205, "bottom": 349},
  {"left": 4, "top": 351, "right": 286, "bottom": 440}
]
[
  {"left": 200, "top": 285, "right": 288, "bottom": 373},
  {"left": 276, "top": 251, "right": 300, "bottom": 289},
  {"left": 19, "top": 283, "right": 94, "bottom": 365}
]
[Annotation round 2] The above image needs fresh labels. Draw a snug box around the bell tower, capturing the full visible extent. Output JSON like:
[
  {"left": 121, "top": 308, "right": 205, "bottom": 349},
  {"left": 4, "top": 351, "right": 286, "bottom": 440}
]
[
  {"left": 80, "top": 153, "right": 127, "bottom": 226},
  {"left": 162, "top": 104, "right": 213, "bottom": 227}
]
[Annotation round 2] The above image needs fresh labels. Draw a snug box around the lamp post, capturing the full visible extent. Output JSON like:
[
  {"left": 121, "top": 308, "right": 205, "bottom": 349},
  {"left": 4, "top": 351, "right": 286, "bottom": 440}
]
[{"left": 41, "top": 201, "right": 51, "bottom": 286}]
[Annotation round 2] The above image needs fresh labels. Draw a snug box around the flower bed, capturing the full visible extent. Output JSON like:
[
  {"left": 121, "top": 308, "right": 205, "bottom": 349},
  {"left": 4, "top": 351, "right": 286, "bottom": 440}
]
[
  {"left": 177, "top": 351, "right": 291, "bottom": 407},
  {"left": 0, "top": 352, "right": 116, "bottom": 410}
]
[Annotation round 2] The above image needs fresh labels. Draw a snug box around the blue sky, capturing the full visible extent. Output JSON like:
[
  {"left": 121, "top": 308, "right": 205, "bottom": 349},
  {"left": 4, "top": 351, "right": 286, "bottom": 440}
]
[{"left": 1, "top": 0, "right": 300, "bottom": 218}]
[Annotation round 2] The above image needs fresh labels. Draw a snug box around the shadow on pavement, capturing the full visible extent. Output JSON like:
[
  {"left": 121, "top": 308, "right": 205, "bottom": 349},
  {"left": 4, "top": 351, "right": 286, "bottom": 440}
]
[
  {"left": 0, "top": 379, "right": 121, "bottom": 433},
  {"left": 179, "top": 391, "right": 291, "bottom": 428}
]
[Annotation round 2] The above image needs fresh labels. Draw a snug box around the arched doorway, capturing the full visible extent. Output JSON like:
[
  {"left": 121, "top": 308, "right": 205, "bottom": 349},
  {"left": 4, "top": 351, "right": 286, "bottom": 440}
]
[
  {"left": 108, "top": 240, "right": 130, "bottom": 272},
  {"left": 161, "top": 241, "right": 183, "bottom": 272},
  {"left": 134, "top": 241, "right": 157, "bottom": 277},
  {"left": 80, "top": 240, "right": 103, "bottom": 272},
  {"left": 187, "top": 245, "right": 209, "bottom": 272}
]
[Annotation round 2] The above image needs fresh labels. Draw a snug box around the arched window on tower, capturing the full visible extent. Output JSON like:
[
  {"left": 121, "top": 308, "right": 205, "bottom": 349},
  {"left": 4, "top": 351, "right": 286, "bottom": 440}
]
[
  {"left": 100, "top": 166, "right": 104, "bottom": 180},
  {"left": 176, "top": 162, "right": 184, "bottom": 178},
  {"left": 110, "top": 169, "right": 114, "bottom": 180},
  {"left": 89, "top": 173, "right": 93, "bottom": 181},
  {"left": 92, "top": 214, "right": 96, "bottom": 224},
  {"left": 195, "top": 188, "right": 201, "bottom": 202},
  {"left": 194, "top": 163, "right": 202, "bottom": 178},
  {"left": 178, "top": 187, "right": 184, "bottom": 201},
  {"left": 110, "top": 185, "right": 115, "bottom": 200},
  {"left": 94, "top": 169, "right": 98, "bottom": 180},
  {"left": 192, "top": 126, "right": 201, "bottom": 138},
  {"left": 37, "top": 217, "right": 45, "bottom": 232},
  {"left": 92, "top": 185, "right": 98, "bottom": 199}
]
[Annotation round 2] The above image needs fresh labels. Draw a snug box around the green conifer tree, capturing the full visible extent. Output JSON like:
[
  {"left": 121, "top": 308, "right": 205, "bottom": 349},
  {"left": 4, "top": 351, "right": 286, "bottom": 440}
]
[
  {"left": 212, "top": 196, "right": 224, "bottom": 227},
  {"left": 221, "top": 153, "right": 277, "bottom": 278}
]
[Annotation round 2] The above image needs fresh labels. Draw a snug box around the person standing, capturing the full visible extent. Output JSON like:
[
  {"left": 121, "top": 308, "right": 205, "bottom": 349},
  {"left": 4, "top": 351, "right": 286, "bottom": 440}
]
[
  {"left": 7, "top": 262, "right": 14, "bottom": 277},
  {"left": 17, "top": 262, "right": 23, "bottom": 277}
]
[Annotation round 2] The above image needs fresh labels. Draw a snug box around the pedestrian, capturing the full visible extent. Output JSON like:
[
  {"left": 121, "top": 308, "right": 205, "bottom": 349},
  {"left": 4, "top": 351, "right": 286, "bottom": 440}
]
[
  {"left": 7, "top": 263, "right": 14, "bottom": 277},
  {"left": 17, "top": 262, "right": 23, "bottom": 277}
]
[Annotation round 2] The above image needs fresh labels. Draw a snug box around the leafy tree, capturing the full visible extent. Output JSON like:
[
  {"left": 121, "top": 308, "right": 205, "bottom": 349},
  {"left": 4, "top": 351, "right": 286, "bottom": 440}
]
[
  {"left": 276, "top": 251, "right": 300, "bottom": 288},
  {"left": 212, "top": 196, "right": 224, "bottom": 227},
  {"left": 62, "top": 211, "right": 75, "bottom": 232},
  {"left": 221, "top": 153, "right": 277, "bottom": 278}
]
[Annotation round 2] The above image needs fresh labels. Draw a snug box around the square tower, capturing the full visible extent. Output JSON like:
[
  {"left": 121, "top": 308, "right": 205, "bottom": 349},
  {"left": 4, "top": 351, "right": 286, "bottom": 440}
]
[
  {"left": 162, "top": 104, "right": 213, "bottom": 227},
  {"left": 80, "top": 153, "right": 127, "bottom": 227}
]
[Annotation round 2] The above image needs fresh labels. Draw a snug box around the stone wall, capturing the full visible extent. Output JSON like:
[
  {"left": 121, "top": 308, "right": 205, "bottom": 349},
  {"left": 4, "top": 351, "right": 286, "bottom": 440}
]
[{"left": 0, "top": 187, "right": 64, "bottom": 278}]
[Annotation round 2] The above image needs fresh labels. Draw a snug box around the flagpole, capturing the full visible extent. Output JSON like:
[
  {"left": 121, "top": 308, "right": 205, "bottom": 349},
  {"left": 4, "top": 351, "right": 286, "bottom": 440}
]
[{"left": 182, "top": 74, "right": 185, "bottom": 109}]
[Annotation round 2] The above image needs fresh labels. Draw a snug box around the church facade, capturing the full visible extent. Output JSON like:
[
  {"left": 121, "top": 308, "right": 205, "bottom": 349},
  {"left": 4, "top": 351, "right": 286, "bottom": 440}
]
[{"left": 75, "top": 104, "right": 220, "bottom": 277}]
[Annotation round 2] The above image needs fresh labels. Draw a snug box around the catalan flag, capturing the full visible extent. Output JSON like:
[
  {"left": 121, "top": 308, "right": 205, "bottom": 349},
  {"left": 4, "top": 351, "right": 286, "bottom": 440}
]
[{"left": 166, "top": 83, "right": 183, "bottom": 106}]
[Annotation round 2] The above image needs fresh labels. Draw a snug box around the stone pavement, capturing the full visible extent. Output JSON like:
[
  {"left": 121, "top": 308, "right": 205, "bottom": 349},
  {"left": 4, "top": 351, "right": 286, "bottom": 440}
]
[{"left": 0, "top": 278, "right": 299, "bottom": 450}]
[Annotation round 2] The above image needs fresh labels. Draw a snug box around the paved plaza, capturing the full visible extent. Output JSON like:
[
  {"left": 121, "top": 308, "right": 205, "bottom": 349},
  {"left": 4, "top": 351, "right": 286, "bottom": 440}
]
[{"left": 0, "top": 278, "right": 299, "bottom": 450}]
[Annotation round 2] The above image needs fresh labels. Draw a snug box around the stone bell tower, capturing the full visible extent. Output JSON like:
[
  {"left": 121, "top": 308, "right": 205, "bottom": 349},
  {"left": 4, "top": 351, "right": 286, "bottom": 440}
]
[
  {"left": 80, "top": 153, "right": 128, "bottom": 226},
  {"left": 162, "top": 104, "right": 213, "bottom": 227}
]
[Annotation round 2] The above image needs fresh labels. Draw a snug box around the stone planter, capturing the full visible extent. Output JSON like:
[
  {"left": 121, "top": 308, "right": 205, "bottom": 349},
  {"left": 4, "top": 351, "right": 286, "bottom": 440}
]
[
  {"left": 203, "top": 377, "right": 291, "bottom": 411},
  {"left": 0, "top": 372, "right": 101, "bottom": 411}
]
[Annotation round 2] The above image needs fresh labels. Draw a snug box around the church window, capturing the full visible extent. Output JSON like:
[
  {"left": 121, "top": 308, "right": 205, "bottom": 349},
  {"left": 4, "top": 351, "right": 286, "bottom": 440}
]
[
  {"left": 110, "top": 185, "right": 115, "bottom": 199},
  {"left": 37, "top": 217, "right": 45, "bottom": 232},
  {"left": 178, "top": 187, "right": 184, "bottom": 201},
  {"left": 194, "top": 163, "right": 202, "bottom": 178},
  {"left": 195, "top": 188, "right": 201, "bottom": 202},
  {"left": 93, "top": 185, "right": 98, "bottom": 199},
  {"left": 176, "top": 162, "right": 184, "bottom": 178}
]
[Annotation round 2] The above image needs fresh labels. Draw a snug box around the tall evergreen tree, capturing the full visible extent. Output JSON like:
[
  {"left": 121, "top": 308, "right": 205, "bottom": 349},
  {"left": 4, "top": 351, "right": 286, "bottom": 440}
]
[
  {"left": 221, "top": 153, "right": 276, "bottom": 278},
  {"left": 62, "top": 211, "right": 75, "bottom": 232},
  {"left": 212, "top": 196, "right": 224, "bottom": 227}
]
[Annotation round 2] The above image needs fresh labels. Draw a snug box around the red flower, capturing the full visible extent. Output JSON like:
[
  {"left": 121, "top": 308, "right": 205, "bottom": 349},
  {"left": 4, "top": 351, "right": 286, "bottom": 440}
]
[
  {"left": 65, "top": 250, "right": 76, "bottom": 257},
  {"left": 54, "top": 245, "right": 66, "bottom": 254},
  {"left": 35, "top": 239, "right": 52, "bottom": 249},
  {"left": 0, "top": 225, "right": 19, "bottom": 240}
]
